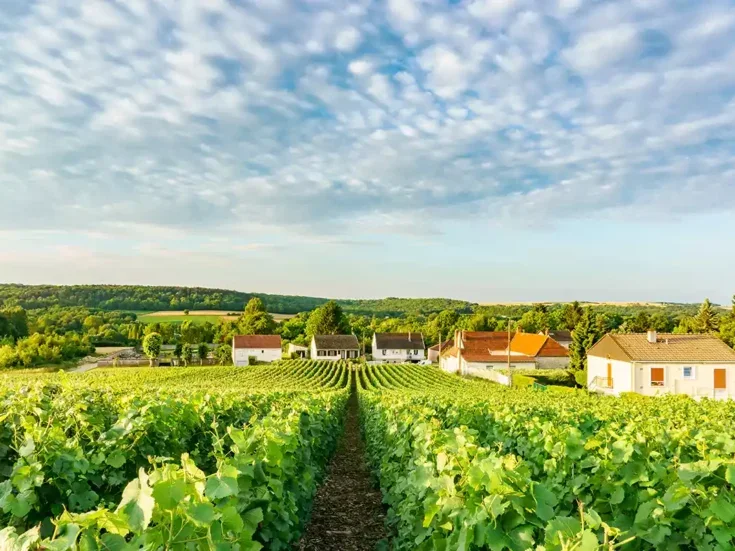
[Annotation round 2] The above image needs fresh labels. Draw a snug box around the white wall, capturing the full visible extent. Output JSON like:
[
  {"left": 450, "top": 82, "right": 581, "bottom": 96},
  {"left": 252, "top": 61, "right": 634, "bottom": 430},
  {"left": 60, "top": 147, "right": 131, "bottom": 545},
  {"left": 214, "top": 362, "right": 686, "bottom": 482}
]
[
  {"left": 587, "top": 356, "right": 633, "bottom": 395},
  {"left": 464, "top": 362, "right": 510, "bottom": 385},
  {"left": 632, "top": 362, "right": 735, "bottom": 399},
  {"left": 588, "top": 356, "right": 735, "bottom": 399},
  {"left": 310, "top": 339, "right": 358, "bottom": 360},
  {"left": 372, "top": 347, "right": 426, "bottom": 363},
  {"left": 233, "top": 347, "right": 281, "bottom": 367},
  {"left": 440, "top": 355, "right": 459, "bottom": 374}
]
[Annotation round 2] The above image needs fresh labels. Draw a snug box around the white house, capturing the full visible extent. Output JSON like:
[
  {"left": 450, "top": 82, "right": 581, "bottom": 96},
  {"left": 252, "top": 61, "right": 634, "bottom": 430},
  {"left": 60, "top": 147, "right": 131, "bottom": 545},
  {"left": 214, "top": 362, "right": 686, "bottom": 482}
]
[
  {"left": 587, "top": 331, "right": 735, "bottom": 399},
  {"left": 310, "top": 335, "right": 360, "bottom": 360},
  {"left": 372, "top": 333, "right": 426, "bottom": 363},
  {"left": 232, "top": 335, "right": 282, "bottom": 366}
]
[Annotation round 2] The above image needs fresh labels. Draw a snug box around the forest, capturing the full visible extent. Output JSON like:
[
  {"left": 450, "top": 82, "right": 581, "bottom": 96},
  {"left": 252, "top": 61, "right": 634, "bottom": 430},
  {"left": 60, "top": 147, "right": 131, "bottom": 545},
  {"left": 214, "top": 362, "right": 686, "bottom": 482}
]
[{"left": 0, "top": 284, "right": 472, "bottom": 316}]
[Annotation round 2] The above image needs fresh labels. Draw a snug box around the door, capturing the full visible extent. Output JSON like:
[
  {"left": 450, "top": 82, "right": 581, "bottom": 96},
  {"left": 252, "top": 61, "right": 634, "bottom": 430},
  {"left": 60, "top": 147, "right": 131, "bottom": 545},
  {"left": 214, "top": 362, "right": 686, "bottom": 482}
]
[
  {"left": 606, "top": 363, "right": 613, "bottom": 387},
  {"left": 714, "top": 368, "right": 727, "bottom": 390}
]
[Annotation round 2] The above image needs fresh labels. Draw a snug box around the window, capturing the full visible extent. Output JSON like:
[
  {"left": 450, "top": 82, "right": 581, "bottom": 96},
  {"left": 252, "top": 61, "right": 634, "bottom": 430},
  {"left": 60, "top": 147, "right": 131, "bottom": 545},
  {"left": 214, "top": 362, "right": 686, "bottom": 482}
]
[
  {"left": 650, "top": 367, "right": 665, "bottom": 387},
  {"left": 682, "top": 366, "right": 695, "bottom": 379},
  {"left": 261, "top": 350, "right": 264, "bottom": 354},
  {"left": 382, "top": 349, "right": 386, "bottom": 355},
  {"left": 413, "top": 350, "right": 418, "bottom": 355}
]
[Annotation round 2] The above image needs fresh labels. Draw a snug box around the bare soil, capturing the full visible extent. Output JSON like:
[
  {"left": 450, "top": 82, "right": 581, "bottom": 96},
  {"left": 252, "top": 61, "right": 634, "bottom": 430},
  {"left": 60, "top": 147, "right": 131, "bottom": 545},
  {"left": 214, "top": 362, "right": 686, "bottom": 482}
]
[{"left": 296, "top": 387, "right": 389, "bottom": 551}]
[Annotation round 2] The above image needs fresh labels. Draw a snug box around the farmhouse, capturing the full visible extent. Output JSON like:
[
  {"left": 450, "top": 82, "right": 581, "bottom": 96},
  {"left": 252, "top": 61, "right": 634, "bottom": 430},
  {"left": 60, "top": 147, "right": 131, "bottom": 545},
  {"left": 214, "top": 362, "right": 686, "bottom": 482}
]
[
  {"left": 372, "top": 332, "right": 426, "bottom": 363},
  {"left": 587, "top": 331, "right": 735, "bottom": 399},
  {"left": 440, "top": 330, "right": 569, "bottom": 378},
  {"left": 310, "top": 335, "right": 360, "bottom": 360},
  {"left": 232, "top": 335, "right": 282, "bottom": 366}
]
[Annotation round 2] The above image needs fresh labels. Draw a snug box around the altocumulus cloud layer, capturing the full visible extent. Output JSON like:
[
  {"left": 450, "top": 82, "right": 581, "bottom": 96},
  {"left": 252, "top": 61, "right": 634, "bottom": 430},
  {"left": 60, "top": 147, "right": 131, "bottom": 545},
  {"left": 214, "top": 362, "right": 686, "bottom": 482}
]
[{"left": 1, "top": 1, "right": 735, "bottom": 263}]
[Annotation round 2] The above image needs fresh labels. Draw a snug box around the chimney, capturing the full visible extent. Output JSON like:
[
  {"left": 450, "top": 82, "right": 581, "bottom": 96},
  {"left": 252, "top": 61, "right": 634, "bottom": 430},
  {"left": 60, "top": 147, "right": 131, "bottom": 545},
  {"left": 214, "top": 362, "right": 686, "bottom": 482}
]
[{"left": 647, "top": 330, "right": 657, "bottom": 344}]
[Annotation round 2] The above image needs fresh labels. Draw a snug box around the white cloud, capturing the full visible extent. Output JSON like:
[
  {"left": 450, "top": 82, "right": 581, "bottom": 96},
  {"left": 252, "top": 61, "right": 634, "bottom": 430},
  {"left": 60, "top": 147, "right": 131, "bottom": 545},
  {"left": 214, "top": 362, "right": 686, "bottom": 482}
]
[
  {"left": 334, "top": 26, "right": 362, "bottom": 52},
  {"left": 563, "top": 24, "right": 640, "bottom": 73},
  {"left": 418, "top": 44, "right": 472, "bottom": 99},
  {"left": 348, "top": 59, "right": 373, "bottom": 76},
  {"left": 388, "top": 0, "right": 421, "bottom": 25}
]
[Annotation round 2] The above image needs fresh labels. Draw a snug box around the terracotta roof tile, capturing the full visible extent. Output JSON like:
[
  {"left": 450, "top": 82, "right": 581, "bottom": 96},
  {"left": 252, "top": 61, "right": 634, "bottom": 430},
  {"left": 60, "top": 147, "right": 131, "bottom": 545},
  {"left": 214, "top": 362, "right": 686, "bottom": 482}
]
[
  {"left": 590, "top": 333, "right": 735, "bottom": 363},
  {"left": 233, "top": 335, "right": 282, "bottom": 349}
]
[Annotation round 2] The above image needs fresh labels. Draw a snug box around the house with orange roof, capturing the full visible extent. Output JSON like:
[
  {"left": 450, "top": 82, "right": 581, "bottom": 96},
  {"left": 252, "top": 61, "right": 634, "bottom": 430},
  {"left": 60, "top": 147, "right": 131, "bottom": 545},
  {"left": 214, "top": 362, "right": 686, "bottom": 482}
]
[
  {"left": 508, "top": 332, "right": 570, "bottom": 369},
  {"left": 440, "top": 330, "right": 569, "bottom": 380}
]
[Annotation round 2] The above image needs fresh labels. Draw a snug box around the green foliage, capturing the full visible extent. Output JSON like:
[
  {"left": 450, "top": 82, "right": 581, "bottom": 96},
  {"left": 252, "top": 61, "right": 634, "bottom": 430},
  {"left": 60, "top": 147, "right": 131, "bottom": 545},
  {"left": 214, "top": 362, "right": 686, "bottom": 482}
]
[
  {"left": 574, "top": 369, "right": 588, "bottom": 387},
  {"left": 561, "top": 301, "right": 584, "bottom": 331},
  {"left": 359, "top": 363, "right": 735, "bottom": 550},
  {"left": 569, "top": 308, "right": 600, "bottom": 372},
  {"left": 695, "top": 298, "right": 720, "bottom": 333},
  {"left": 0, "top": 333, "right": 94, "bottom": 368},
  {"left": 0, "top": 306, "right": 29, "bottom": 342},
  {"left": 215, "top": 344, "right": 233, "bottom": 365},
  {"left": 142, "top": 333, "right": 162, "bottom": 365},
  {"left": 306, "top": 301, "right": 348, "bottom": 336},
  {"left": 182, "top": 343, "right": 193, "bottom": 366},
  {"left": 0, "top": 362, "right": 349, "bottom": 549},
  {"left": 509, "top": 369, "right": 577, "bottom": 387},
  {"left": 238, "top": 298, "right": 276, "bottom": 335},
  {"left": 197, "top": 343, "right": 209, "bottom": 365}
]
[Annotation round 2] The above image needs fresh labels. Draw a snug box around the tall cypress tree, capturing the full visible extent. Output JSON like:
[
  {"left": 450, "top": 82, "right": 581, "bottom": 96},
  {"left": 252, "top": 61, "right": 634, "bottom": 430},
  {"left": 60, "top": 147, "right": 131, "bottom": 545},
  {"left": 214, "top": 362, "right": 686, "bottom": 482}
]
[
  {"left": 695, "top": 298, "right": 719, "bottom": 333},
  {"left": 569, "top": 307, "right": 600, "bottom": 372}
]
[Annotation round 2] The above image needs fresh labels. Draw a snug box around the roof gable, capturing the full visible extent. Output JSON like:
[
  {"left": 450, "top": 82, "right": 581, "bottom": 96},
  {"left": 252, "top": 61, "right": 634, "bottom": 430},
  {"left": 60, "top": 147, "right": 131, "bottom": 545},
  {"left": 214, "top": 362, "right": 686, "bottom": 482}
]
[
  {"left": 233, "top": 335, "right": 282, "bottom": 349},
  {"left": 374, "top": 333, "right": 426, "bottom": 350},
  {"left": 510, "top": 333, "right": 547, "bottom": 356}
]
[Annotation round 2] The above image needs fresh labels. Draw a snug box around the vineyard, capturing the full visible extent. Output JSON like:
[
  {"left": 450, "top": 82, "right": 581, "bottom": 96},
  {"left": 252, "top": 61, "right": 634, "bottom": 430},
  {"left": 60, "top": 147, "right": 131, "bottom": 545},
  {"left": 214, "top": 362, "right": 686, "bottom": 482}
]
[{"left": 1, "top": 362, "right": 734, "bottom": 550}]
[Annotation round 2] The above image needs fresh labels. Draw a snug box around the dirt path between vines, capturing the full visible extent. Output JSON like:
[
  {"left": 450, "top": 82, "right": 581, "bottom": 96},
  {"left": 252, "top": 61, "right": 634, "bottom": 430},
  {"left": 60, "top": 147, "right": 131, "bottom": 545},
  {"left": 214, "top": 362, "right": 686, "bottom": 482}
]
[{"left": 296, "top": 386, "right": 389, "bottom": 551}]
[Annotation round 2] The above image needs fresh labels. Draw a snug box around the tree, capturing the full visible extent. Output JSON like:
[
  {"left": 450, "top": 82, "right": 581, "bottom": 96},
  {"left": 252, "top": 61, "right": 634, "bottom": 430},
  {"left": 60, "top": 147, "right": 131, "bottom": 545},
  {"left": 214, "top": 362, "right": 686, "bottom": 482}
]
[
  {"left": 695, "top": 298, "right": 719, "bottom": 333},
  {"left": 569, "top": 308, "right": 600, "bottom": 373},
  {"left": 173, "top": 343, "right": 183, "bottom": 365},
  {"left": 518, "top": 310, "right": 549, "bottom": 334},
  {"left": 184, "top": 309, "right": 190, "bottom": 316},
  {"left": 0, "top": 306, "right": 29, "bottom": 341},
  {"left": 215, "top": 343, "right": 232, "bottom": 365},
  {"left": 142, "top": 332, "right": 162, "bottom": 367},
  {"left": 561, "top": 301, "right": 583, "bottom": 331},
  {"left": 197, "top": 343, "right": 209, "bottom": 365},
  {"left": 239, "top": 298, "right": 276, "bottom": 335},
  {"left": 182, "top": 343, "right": 193, "bottom": 367},
  {"left": 306, "top": 301, "right": 348, "bottom": 336},
  {"left": 720, "top": 319, "right": 735, "bottom": 349},
  {"left": 180, "top": 320, "right": 201, "bottom": 344}
]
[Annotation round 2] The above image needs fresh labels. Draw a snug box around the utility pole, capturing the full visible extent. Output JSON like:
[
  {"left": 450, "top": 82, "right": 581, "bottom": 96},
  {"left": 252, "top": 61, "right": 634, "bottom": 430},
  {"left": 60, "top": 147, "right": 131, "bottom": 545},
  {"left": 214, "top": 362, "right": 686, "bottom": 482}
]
[{"left": 507, "top": 317, "right": 512, "bottom": 388}]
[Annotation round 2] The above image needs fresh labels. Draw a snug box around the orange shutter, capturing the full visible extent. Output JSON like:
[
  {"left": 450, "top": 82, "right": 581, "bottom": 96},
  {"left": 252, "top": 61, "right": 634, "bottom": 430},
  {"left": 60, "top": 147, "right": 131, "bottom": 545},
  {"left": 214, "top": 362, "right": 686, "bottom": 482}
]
[
  {"left": 651, "top": 367, "right": 664, "bottom": 386},
  {"left": 714, "top": 369, "right": 727, "bottom": 390}
]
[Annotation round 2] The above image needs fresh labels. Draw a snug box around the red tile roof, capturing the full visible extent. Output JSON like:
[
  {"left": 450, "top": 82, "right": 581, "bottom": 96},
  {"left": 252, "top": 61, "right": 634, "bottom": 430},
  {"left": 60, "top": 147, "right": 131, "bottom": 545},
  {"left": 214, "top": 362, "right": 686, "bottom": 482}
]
[
  {"left": 510, "top": 333, "right": 568, "bottom": 357},
  {"left": 233, "top": 335, "right": 282, "bottom": 349}
]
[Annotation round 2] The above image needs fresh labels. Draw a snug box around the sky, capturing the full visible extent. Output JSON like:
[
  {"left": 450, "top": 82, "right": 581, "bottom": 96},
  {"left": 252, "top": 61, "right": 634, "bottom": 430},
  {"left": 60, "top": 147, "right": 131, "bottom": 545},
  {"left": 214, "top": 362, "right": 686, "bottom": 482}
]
[{"left": 1, "top": 0, "right": 735, "bottom": 304}]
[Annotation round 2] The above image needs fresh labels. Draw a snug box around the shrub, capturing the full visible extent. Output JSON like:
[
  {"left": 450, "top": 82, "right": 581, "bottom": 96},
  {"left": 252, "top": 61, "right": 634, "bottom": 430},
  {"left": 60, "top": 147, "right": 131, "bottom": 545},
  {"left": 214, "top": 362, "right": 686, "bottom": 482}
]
[
  {"left": 504, "top": 369, "right": 577, "bottom": 388},
  {"left": 574, "top": 369, "right": 587, "bottom": 387}
]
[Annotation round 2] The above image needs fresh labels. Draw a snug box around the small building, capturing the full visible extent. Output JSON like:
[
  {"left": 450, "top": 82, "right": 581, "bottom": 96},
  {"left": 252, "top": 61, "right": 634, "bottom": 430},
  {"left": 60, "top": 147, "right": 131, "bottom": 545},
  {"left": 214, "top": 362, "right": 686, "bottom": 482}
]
[
  {"left": 509, "top": 332, "right": 569, "bottom": 369},
  {"left": 311, "top": 335, "right": 360, "bottom": 360},
  {"left": 372, "top": 333, "right": 426, "bottom": 363},
  {"left": 541, "top": 330, "right": 572, "bottom": 349},
  {"left": 232, "top": 335, "right": 282, "bottom": 366},
  {"left": 440, "top": 330, "right": 569, "bottom": 380},
  {"left": 428, "top": 339, "right": 452, "bottom": 363},
  {"left": 587, "top": 331, "right": 735, "bottom": 399},
  {"left": 287, "top": 343, "right": 309, "bottom": 358}
]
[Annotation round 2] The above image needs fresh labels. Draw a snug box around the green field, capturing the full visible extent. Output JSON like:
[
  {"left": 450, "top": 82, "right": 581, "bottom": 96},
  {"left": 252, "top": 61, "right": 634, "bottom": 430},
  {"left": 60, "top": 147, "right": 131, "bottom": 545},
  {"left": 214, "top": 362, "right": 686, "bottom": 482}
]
[{"left": 135, "top": 310, "right": 295, "bottom": 324}]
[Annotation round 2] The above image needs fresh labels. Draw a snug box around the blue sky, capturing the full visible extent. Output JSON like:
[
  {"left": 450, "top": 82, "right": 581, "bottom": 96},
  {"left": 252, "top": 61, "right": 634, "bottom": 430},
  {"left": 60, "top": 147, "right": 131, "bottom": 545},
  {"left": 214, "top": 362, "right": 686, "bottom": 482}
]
[{"left": 1, "top": 0, "right": 735, "bottom": 303}]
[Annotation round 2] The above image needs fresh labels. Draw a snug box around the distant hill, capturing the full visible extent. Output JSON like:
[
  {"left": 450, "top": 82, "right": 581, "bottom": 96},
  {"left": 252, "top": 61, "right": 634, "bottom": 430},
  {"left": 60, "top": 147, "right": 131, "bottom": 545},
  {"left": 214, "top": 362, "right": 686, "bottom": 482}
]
[{"left": 0, "top": 284, "right": 475, "bottom": 317}]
